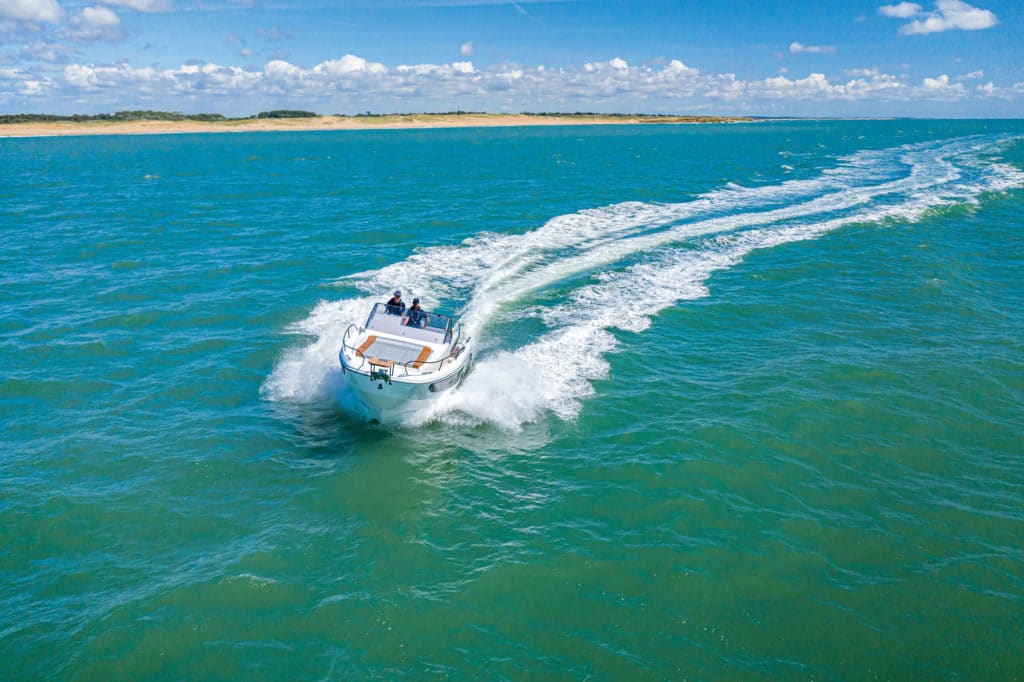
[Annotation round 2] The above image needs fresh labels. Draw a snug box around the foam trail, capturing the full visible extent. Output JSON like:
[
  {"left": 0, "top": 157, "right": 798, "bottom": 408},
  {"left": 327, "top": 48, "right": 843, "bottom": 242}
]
[
  {"left": 262, "top": 134, "right": 1024, "bottom": 427},
  {"left": 332, "top": 141, "right": 916, "bottom": 310},
  {"left": 457, "top": 137, "right": 981, "bottom": 333},
  {"left": 338, "top": 139, "right": 962, "bottom": 302}
]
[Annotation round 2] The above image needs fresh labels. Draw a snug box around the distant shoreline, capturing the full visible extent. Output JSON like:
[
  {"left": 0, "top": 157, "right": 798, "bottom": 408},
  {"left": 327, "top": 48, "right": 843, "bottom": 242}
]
[{"left": 0, "top": 113, "right": 756, "bottom": 138}]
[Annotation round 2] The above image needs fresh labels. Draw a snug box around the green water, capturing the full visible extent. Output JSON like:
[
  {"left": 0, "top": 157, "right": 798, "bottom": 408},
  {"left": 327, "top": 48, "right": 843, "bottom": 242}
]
[{"left": 2, "top": 120, "right": 1023, "bottom": 679}]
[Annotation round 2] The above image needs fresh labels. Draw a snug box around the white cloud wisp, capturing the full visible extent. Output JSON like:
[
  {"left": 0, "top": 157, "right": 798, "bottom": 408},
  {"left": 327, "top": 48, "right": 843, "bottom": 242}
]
[
  {"left": 63, "top": 6, "right": 122, "bottom": 41},
  {"left": 790, "top": 42, "right": 837, "bottom": 54},
  {"left": 0, "top": 0, "right": 62, "bottom": 23},
  {"left": 879, "top": 0, "right": 998, "bottom": 35},
  {"left": 879, "top": 2, "right": 922, "bottom": 18}
]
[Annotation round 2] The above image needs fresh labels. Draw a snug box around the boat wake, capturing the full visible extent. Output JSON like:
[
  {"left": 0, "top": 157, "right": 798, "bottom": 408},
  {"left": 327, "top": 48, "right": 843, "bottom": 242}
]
[{"left": 261, "top": 134, "right": 1024, "bottom": 428}]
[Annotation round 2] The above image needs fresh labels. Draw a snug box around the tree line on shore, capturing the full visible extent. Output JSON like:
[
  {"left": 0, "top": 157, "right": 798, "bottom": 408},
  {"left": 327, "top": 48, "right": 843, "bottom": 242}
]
[{"left": 0, "top": 110, "right": 320, "bottom": 124}]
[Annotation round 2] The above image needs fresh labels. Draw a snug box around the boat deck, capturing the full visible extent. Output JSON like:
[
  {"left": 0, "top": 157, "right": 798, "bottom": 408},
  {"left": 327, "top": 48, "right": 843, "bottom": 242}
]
[{"left": 355, "top": 335, "right": 433, "bottom": 368}]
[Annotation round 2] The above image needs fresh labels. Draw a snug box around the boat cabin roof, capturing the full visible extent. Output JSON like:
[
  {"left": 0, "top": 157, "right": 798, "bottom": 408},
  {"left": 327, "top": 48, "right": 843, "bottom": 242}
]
[{"left": 364, "top": 302, "right": 453, "bottom": 346}]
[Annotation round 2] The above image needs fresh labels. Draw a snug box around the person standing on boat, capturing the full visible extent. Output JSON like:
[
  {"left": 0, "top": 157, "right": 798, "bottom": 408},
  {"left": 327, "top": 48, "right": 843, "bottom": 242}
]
[
  {"left": 385, "top": 289, "right": 405, "bottom": 315},
  {"left": 403, "top": 298, "right": 430, "bottom": 328}
]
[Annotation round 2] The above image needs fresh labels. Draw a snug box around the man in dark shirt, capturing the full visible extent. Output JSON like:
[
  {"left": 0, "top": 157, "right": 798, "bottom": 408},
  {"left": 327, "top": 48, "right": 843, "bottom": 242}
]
[{"left": 385, "top": 289, "right": 405, "bottom": 315}]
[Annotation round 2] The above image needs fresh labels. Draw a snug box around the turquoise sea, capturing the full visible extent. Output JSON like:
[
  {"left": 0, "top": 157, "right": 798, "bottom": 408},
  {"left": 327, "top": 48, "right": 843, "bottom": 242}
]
[{"left": 3, "top": 120, "right": 1023, "bottom": 679}]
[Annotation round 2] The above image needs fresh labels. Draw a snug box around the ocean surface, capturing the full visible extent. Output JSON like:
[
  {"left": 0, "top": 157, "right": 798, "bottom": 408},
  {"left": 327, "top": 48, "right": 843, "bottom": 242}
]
[{"left": 3, "top": 120, "right": 1023, "bottom": 679}]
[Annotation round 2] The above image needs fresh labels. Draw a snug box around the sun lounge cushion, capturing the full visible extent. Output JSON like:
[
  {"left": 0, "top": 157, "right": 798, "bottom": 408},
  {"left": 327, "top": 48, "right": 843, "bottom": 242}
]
[
  {"left": 412, "top": 346, "right": 432, "bottom": 369},
  {"left": 355, "top": 335, "right": 377, "bottom": 357}
]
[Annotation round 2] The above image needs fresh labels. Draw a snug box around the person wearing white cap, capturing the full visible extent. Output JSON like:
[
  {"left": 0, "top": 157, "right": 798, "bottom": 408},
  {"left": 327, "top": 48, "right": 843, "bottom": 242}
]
[{"left": 384, "top": 289, "right": 405, "bottom": 315}]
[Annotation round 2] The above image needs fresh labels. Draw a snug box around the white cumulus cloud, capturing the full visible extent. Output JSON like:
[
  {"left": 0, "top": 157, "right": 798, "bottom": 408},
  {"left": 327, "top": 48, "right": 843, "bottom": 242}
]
[
  {"left": 667, "top": 60, "right": 699, "bottom": 77},
  {"left": 878, "top": 2, "right": 922, "bottom": 18},
  {"left": 314, "top": 54, "right": 388, "bottom": 76},
  {"left": 460, "top": 41, "right": 473, "bottom": 57},
  {"left": 919, "top": 73, "right": 966, "bottom": 96},
  {"left": 0, "top": 0, "right": 62, "bottom": 23},
  {"left": 64, "top": 6, "right": 122, "bottom": 41},
  {"left": 882, "top": 0, "right": 998, "bottom": 35}
]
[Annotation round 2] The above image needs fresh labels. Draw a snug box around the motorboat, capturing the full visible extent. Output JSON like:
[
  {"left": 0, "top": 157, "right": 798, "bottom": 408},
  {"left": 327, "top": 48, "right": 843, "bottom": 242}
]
[{"left": 338, "top": 302, "right": 473, "bottom": 421}]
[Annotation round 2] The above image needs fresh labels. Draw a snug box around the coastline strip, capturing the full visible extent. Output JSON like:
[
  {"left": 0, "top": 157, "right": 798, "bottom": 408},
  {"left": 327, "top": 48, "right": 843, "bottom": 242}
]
[{"left": 0, "top": 113, "right": 754, "bottom": 138}]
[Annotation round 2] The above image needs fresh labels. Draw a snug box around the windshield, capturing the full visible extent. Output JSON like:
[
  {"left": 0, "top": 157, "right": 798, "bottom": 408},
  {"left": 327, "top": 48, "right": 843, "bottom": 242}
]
[{"left": 364, "top": 302, "right": 454, "bottom": 344}]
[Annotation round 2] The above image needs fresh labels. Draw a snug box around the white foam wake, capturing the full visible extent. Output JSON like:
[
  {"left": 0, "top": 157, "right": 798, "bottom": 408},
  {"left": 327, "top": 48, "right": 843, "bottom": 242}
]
[{"left": 261, "top": 134, "right": 1024, "bottom": 428}]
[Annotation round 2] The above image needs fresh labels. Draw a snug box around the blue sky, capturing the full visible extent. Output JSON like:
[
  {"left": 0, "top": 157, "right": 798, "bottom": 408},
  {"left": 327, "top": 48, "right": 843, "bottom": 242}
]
[{"left": 1, "top": 0, "right": 1022, "bottom": 116}]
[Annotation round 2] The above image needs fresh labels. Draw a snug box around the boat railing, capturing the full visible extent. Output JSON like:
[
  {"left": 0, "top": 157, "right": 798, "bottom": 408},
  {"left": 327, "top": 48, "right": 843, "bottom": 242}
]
[
  {"left": 397, "top": 325, "right": 469, "bottom": 376},
  {"left": 339, "top": 323, "right": 365, "bottom": 367},
  {"left": 340, "top": 321, "right": 470, "bottom": 378}
]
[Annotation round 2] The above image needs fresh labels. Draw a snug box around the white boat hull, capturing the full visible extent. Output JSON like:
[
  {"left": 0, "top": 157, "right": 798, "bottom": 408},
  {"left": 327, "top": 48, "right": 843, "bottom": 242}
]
[{"left": 342, "top": 353, "right": 472, "bottom": 421}]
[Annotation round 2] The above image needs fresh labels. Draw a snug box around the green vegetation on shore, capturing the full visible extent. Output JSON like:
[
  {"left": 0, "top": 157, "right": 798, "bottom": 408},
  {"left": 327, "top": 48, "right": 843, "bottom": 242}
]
[
  {"left": 255, "top": 110, "right": 318, "bottom": 119},
  {"left": 0, "top": 110, "right": 235, "bottom": 124},
  {"left": 0, "top": 109, "right": 321, "bottom": 123}
]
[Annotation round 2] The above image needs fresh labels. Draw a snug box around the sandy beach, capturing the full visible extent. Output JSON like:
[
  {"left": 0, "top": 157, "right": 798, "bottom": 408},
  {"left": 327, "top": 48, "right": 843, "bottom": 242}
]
[{"left": 0, "top": 113, "right": 753, "bottom": 138}]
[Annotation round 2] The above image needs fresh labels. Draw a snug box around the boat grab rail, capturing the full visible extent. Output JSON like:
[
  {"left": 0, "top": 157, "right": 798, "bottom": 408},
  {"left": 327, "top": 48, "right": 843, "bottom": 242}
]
[
  {"left": 340, "top": 323, "right": 470, "bottom": 377},
  {"left": 396, "top": 325, "right": 467, "bottom": 375},
  {"left": 339, "top": 324, "right": 370, "bottom": 371},
  {"left": 399, "top": 333, "right": 471, "bottom": 375}
]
